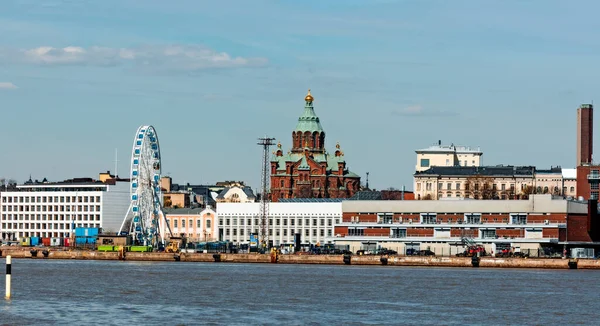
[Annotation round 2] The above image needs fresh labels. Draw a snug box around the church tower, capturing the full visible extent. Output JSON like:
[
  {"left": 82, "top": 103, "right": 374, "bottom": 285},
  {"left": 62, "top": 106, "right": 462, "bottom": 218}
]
[{"left": 291, "top": 90, "right": 326, "bottom": 154}]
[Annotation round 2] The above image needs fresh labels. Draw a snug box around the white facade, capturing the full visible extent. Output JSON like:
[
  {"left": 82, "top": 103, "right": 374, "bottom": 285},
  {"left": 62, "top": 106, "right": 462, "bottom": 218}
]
[
  {"left": 217, "top": 202, "right": 341, "bottom": 246},
  {"left": 0, "top": 181, "right": 130, "bottom": 239}
]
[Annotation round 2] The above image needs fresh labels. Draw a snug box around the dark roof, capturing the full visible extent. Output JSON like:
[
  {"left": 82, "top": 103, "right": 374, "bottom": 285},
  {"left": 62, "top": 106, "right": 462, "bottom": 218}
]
[
  {"left": 415, "top": 165, "right": 536, "bottom": 177},
  {"left": 278, "top": 198, "right": 342, "bottom": 203},
  {"left": 215, "top": 186, "right": 256, "bottom": 199},
  {"left": 347, "top": 191, "right": 383, "bottom": 200},
  {"left": 348, "top": 190, "right": 414, "bottom": 201},
  {"left": 163, "top": 207, "right": 209, "bottom": 214}
]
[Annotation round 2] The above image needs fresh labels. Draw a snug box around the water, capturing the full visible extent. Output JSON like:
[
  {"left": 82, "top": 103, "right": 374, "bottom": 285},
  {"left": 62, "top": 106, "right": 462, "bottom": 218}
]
[{"left": 0, "top": 258, "right": 599, "bottom": 325}]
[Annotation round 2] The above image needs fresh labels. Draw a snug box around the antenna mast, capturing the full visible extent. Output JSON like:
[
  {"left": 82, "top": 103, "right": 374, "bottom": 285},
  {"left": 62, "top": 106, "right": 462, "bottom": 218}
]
[{"left": 257, "top": 136, "right": 276, "bottom": 250}]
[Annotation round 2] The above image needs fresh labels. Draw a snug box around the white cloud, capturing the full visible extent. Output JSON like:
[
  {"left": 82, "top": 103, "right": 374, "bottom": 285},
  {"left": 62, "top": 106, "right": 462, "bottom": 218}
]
[
  {"left": 0, "top": 82, "right": 18, "bottom": 90},
  {"left": 392, "top": 105, "right": 458, "bottom": 117},
  {"left": 0, "top": 45, "right": 268, "bottom": 71}
]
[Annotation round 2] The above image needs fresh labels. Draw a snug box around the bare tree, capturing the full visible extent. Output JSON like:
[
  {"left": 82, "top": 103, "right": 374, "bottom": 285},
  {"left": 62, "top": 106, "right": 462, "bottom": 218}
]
[
  {"left": 520, "top": 185, "right": 534, "bottom": 199},
  {"left": 465, "top": 175, "right": 496, "bottom": 199}
]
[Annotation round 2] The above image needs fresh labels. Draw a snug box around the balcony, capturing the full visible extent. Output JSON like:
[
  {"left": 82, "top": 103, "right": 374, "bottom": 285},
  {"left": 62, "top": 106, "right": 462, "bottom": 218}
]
[{"left": 587, "top": 174, "right": 600, "bottom": 180}]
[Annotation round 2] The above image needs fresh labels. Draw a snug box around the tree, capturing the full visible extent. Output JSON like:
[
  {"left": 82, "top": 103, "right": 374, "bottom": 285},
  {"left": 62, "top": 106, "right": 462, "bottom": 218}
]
[
  {"left": 520, "top": 185, "right": 534, "bottom": 199},
  {"left": 465, "top": 175, "right": 496, "bottom": 199}
]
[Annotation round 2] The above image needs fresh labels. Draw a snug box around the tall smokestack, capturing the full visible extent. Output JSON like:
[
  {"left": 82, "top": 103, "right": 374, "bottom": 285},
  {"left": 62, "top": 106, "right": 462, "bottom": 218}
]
[{"left": 577, "top": 104, "right": 593, "bottom": 166}]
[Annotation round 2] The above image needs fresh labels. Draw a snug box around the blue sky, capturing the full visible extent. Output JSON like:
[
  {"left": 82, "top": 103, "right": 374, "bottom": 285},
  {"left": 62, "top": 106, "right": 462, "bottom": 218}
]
[{"left": 1, "top": 0, "right": 600, "bottom": 190}]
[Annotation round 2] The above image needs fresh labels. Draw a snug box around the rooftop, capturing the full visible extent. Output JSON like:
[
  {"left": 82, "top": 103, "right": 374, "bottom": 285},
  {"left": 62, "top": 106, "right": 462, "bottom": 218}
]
[
  {"left": 416, "top": 141, "right": 482, "bottom": 154},
  {"left": 415, "top": 165, "right": 535, "bottom": 177},
  {"left": 278, "top": 198, "right": 343, "bottom": 203}
]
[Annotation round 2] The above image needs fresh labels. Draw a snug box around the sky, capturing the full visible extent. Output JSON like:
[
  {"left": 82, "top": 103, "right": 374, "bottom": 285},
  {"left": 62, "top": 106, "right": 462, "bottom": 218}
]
[{"left": 2, "top": 0, "right": 600, "bottom": 191}]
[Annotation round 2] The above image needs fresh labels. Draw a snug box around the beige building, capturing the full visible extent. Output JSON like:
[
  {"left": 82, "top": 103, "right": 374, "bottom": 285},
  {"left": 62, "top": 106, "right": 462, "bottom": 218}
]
[
  {"left": 164, "top": 207, "right": 217, "bottom": 242},
  {"left": 416, "top": 141, "right": 483, "bottom": 172},
  {"left": 414, "top": 166, "right": 577, "bottom": 200}
]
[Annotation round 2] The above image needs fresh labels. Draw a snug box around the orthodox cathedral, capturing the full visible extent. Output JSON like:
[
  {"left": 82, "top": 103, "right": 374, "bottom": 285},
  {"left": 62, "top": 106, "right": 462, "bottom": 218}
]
[{"left": 270, "top": 90, "right": 361, "bottom": 202}]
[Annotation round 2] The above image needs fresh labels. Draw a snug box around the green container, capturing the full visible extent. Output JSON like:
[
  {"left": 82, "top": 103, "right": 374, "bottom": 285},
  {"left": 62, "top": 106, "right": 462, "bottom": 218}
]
[
  {"left": 97, "top": 245, "right": 115, "bottom": 252},
  {"left": 130, "top": 245, "right": 153, "bottom": 252}
]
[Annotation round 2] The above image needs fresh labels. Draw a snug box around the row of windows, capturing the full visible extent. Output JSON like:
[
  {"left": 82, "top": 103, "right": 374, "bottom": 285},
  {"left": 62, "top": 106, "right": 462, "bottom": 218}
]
[
  {"left": 2, "top": 222, "right": 100, "bottom": 230},
  {"left": 2, "top": 205, "right": 101, "bottom": 212},
  {"left": 220, "top": 218, "right": 339, "bottom": 226},
  {"left": 169, "top": 219, "right": 212, "bottom": 229},
  {"left": 218, "top": 213, "right": 339, "bottom": 216},
  {"left": 223, "top": 228, "right": 331, "bottom": 237},
  {"left": 1, "top": 214, "right": 100, "bottom": 221},
  {"left": 2, "top": 196, "right": 101, "bottom": 203}
]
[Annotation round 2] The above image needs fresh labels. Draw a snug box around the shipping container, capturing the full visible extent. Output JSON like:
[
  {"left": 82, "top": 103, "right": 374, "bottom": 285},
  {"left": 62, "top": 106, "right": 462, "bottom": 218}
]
[
  {"left": 50, "top": 237, "right": 64, "bottom": 247},
  {"left": 75, "top": 227, "right": 100, "bottom": 237},
  {"left": 30, "top": 236, "right": 40, "bottom": 246},
  {"left": 42, "top": 237, "right": 51, "bottom": 246},
  {"left": 75, "top": 237, "right": 97, "bottom": 245},
  {"left": 64, "top": 238, "right": 70, "bottom": 247},
  {"left": 21, "top": 237, "right": 31, "bottom": 246}
]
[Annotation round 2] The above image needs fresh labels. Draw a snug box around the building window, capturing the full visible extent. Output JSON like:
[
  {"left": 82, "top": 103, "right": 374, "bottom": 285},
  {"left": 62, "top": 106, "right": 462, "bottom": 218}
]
[
  {"left": 455, "top": 183, "right": 460, "bottom": 190},
  {"left": 392, "top": 229, "right": 406, "bottom": 238},
  {"left": 591, "top": 183, "right": 599, "bottom": 190},
  {"left": 421, "top": 213, "right": 436, "bottom": 224},
  {"left": 446, "top": 183, "right": 451, "bottom": 190},
  {"left": 570, "top": 186, "right": 575, "bottom": 193},
  {"left": 181, "top": 219, "right": 185, "bottom": 228},
  {"left": 481, "top": 229, "right": 496, "bottom": 239},
  {"left": 511, "top": 214, "right": 527, "bottom": 225},
  {"left": 280, "top": 180, "right": 284, "bottom": 188},
  {"left": 420, "top": 159, "right": 430, "bottom": 167},
  {"left": 501, "top": 184, "right": 506, "bottom": 191},
  {"left": 465, "top": 213, "right": 481, "bottom": 224},
  {"left": 206, "top": 220, "right": 211, "bottom": 229},
  {"left": 438, "top": 183, "right": 442, "bottom": 190},
  {"left": 174, "top": 220, "right": 178, "bottom": 228}
]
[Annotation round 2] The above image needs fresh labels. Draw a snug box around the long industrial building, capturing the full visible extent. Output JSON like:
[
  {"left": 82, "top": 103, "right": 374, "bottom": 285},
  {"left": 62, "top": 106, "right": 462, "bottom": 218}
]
[{"left": 334, "top": 195, "right": 599, "bottom": 255}]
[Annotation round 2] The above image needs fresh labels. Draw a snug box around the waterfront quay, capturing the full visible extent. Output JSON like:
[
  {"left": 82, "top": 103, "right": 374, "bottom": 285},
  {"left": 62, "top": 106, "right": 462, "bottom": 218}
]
[{"left": 2, "top": 247, "right": 600, "bottom": 269}]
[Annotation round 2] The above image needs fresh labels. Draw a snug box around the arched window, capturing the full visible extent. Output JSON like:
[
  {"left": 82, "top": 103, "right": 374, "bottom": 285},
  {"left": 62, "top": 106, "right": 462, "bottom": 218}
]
[{"left": 543, "top": 186, "right": 549, "bottom": 194}]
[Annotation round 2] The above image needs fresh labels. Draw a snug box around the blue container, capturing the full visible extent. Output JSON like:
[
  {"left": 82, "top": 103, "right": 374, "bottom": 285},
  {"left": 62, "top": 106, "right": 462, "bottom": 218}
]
[
  {"left": 75, "top": 236, "right": 97, "bottom": 245},
  {"left": 30, "top": 236, "right": 40, "bottom": 246},
  {"left": 75, "top": 227, "right": 100, "bottom": 237}
]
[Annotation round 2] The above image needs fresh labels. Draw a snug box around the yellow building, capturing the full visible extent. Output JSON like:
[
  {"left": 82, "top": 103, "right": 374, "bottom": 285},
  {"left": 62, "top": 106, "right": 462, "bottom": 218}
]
[{"left": 416, "top": 141, "right": 483, "bottom": 172}]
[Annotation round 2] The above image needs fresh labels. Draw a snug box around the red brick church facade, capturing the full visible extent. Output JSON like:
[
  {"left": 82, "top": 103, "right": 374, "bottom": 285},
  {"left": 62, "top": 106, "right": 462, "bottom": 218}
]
[{"left": 270, "top": 90, "right": 361, "bottom": 202}]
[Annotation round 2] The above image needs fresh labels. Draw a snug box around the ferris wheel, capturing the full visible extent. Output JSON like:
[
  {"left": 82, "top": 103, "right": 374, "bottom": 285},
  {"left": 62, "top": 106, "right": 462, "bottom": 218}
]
[{"left": 122, "top": 125, "right": 169, "bottom": 247}]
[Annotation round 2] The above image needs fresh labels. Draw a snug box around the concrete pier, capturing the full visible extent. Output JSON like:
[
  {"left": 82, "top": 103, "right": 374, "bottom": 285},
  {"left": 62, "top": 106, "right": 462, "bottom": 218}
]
[{"left": 1, "top": 248, "right": 599, "bottom": 269}]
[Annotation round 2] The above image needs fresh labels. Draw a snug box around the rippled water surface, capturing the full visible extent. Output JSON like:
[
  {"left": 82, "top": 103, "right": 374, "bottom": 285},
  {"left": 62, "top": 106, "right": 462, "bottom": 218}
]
[{"left": 0, "top": 258, "right": 599, "bottom": 325}]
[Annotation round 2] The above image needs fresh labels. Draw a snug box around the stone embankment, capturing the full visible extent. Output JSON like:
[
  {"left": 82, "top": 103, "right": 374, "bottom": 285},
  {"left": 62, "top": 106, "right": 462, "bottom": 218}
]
[{"left": 1, "top": 248, "right": 599, "bottom": 269}]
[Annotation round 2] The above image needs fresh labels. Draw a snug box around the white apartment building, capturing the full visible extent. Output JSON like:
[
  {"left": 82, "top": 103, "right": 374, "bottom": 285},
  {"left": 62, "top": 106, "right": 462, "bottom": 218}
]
[
  {"left": 217, "top": 201, "right": 341, "bottom": 246},
  {"left": 0, "top": 180, "right": 130, "bottom": 239},
  {"left": 416, "top": 141, "right": 483, "bottom": 172}
]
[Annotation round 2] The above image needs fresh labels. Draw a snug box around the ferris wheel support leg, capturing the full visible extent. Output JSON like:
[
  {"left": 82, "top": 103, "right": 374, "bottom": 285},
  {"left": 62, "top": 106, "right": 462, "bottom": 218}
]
[{"left": 119, "top": 202, "right": 133, "bottom": 234}]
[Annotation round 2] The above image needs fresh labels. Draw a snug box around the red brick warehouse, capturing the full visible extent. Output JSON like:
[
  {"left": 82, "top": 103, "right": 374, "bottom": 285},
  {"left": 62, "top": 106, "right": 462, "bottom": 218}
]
[{"left": 270, "top": 90, "right": 361, "bottom": 202}]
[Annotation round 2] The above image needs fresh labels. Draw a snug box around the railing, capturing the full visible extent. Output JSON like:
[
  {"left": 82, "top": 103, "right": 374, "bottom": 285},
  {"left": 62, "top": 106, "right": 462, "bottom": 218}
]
[{"left": 587, "top": 174, "right": 600, "bottom": 180}]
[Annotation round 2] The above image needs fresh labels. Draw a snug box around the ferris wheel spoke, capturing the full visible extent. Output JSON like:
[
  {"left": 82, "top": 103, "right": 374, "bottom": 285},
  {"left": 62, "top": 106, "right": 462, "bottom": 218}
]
[{"left": 122, "top": 125, "right": 165, "bottom": 249}]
